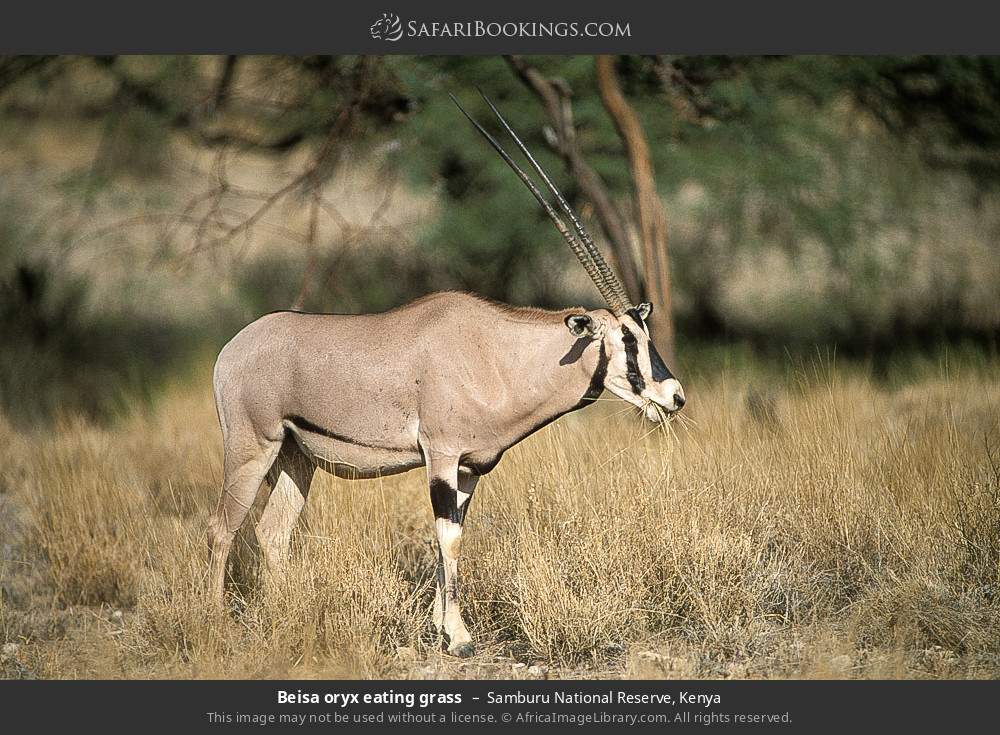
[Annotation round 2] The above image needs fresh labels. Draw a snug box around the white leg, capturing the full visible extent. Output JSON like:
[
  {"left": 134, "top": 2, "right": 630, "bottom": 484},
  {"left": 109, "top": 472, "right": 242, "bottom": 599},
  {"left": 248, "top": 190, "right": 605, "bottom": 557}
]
[
  {"left": 256, "top": 447, "right": 313, "bottom": 580},
  {"left": 428, "top": 460, "right": 478, "bottom": 657}
]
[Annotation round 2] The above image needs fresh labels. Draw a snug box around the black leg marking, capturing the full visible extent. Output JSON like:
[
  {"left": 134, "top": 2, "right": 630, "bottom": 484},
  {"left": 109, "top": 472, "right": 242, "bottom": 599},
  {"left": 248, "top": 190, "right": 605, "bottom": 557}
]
[
  {"left": 430, "top": 478, "right": 465, "bottom": 524},
  {"left": 430, "top": 477, "right": 468, "bottom": 626}
]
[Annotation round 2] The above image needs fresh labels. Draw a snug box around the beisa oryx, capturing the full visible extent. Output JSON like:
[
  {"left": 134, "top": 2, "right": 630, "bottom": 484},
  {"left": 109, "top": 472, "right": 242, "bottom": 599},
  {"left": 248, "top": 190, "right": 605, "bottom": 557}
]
[{"left": 208, "top": 92, "right": 686, "bottom": 657}]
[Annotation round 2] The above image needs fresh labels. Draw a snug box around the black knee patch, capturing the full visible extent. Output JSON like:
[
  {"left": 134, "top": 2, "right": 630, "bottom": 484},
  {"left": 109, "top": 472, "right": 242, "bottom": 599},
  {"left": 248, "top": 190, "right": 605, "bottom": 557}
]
[{"left": 430, "top": 478, "right": 465, "bottom": 524}]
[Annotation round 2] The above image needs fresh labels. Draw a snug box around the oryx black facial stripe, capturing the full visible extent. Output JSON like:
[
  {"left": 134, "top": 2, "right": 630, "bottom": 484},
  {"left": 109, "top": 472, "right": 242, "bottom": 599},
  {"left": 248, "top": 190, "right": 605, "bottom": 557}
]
[
  {"left": 621, "top": 326, "right": 646, "bottom": 395},
  {"left": 430, "top": 478, "right": 465, "bottom": 525},
  {"left": 648, "top": 344, "right": 674, "bottom": 382},
  {"left": 622, "top": 312, "right": 674, "bottom": 384},
  {"left": 625, "top": 307, "right": 648, "bottom": 335},
  {"left": 582, "top": 339, "right": 610, "bottom": 403}
]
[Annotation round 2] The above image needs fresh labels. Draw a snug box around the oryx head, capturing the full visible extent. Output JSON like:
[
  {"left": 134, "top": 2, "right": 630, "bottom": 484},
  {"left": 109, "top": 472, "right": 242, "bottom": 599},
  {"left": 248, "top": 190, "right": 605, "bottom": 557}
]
[
  {"left": 452, "top": 91, "right": 685, "bottom": 422},
  {"left": 566, "top": 302, "right": 684, "bottom": 421}
]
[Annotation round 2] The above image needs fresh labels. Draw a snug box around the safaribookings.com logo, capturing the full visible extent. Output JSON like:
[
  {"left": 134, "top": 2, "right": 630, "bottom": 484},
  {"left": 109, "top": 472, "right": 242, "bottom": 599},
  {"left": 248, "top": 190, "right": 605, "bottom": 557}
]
[
  {"left": 369, "top": 13, "right": 631, "bottom": 42},
  {"left": 370, "top": 13, "right": 404, "bottom": 41}
]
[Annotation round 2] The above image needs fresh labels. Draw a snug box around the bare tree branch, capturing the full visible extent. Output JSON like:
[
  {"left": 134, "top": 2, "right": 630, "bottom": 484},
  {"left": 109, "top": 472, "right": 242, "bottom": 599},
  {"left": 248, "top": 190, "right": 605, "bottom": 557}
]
[
  {"left": 596, "top": 55, "right": 675, "bottom": 360},
  {"left": 651, "top": 55, "right": 717, "bottom": 126},
  {"left": 211, "top": 55, "right": 239, "bottom": 112},
  {"left": 505, "top": 55, "right": 644, "bottom": 304},
  {"left": 0, "top": 55, "right": 58, "bottom": 97}
]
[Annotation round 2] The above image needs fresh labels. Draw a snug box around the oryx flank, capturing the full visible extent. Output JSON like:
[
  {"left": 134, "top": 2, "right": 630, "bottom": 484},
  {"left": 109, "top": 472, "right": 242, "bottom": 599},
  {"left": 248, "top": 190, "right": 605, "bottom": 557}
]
[{"left": 208, "top": 93, "right": 685, "bottom": 657}]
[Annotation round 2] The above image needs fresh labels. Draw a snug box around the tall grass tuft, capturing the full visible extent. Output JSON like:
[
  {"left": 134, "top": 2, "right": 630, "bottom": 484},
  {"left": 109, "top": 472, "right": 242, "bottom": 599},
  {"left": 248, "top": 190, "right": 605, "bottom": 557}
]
[{"left": 7, "top": 359, "right": 1000, "bottom": 678}]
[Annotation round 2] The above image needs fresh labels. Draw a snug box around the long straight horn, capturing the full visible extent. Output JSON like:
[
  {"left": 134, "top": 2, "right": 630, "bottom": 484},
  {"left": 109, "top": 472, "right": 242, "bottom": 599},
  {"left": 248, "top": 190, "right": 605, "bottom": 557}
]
[
  {"left": 476, "top": 90, "right": 633, "bottom": 314},
  {"left": 450, "top": 93, "right": 630, "bottom": 315}
]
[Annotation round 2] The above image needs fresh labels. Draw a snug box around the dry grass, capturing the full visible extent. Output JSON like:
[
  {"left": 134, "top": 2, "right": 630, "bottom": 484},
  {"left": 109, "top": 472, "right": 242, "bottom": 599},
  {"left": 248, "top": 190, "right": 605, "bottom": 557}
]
[{"left": 1, "top": 359, "right": 998, "bottom": 679}]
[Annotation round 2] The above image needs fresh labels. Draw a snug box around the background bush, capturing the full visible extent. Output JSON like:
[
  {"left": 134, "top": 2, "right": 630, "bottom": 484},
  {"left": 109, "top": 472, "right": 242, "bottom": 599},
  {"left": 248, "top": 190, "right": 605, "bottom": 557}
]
[{"left": 0, "top": 55, "right": 998, "bottom": 424}]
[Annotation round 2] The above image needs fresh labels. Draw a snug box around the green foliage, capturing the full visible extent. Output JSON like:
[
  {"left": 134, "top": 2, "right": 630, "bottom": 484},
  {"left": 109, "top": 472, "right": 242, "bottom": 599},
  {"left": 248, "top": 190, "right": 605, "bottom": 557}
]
[
  {"left": 386, "top": 56, "right": 1000, "bottom": 348},
  {"left": 393, "top": 57, "right": 594, "bottom": 305},
  {"left": 1, "top": 55, "right": 999, "bottom": 427}
]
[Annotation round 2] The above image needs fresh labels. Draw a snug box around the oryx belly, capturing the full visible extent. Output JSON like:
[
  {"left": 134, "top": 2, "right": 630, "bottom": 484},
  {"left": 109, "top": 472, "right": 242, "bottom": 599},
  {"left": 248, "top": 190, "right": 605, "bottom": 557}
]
[{"left": 283, "top": 417, "right": 422, "bottom": 479}]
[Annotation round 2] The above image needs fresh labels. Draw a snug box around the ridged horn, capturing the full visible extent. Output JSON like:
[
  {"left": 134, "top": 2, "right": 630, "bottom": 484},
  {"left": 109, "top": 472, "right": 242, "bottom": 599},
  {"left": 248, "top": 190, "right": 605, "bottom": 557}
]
[
  {"left": 475, "top": 90, "right": 633, "bottom": 313},
  {"left": 450, "top": 92, "right": 631, "bottom": 315}
]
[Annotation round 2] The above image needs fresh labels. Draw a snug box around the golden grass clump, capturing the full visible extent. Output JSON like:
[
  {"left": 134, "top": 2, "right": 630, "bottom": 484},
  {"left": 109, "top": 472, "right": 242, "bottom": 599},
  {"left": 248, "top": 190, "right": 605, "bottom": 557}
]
[{"left": 2, "top": 359, "right": 998, "bottom": 679}]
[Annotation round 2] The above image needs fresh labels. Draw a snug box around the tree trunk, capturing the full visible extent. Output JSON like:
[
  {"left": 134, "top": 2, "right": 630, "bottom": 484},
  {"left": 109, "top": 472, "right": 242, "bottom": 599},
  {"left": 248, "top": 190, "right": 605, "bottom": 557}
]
[{"left": 595, "top": 55, "right": 675, "bottom": 363}]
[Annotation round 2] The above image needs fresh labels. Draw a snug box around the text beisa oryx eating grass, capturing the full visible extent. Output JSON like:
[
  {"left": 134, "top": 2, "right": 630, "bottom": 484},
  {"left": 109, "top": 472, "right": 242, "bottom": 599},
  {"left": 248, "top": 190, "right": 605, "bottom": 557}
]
[{"left": 207, "top": 92, "right": 685, "bottom": 656}]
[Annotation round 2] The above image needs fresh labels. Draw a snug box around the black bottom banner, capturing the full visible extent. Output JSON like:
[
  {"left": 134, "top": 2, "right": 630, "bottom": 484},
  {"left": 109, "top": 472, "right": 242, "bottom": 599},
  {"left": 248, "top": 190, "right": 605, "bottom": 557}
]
[{"left": 0, "top": 679, "right": 995, "bottom": 733}]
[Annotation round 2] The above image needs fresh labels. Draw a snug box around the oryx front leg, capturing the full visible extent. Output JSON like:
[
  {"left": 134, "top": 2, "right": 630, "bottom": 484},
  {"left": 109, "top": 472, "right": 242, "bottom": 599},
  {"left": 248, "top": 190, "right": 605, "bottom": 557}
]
[{"left": 428, "top": 461, "right": 478, "bottom": 658}]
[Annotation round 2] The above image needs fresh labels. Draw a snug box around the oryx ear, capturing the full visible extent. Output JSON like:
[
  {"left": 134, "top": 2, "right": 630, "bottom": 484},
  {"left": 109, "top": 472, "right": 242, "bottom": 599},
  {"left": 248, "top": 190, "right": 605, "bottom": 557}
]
[
  {"left": 565, "top": 314, "right": 599, "bottom": 339},
  {"left": 636, "top": 302, "right": 653, "bottom": 322}
]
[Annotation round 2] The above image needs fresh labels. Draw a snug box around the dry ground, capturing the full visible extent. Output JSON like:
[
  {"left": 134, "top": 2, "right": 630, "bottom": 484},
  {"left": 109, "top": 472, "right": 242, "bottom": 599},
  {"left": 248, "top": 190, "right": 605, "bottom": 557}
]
[{"left": 1, "top": 357, "right": 998, "bottom": 679}]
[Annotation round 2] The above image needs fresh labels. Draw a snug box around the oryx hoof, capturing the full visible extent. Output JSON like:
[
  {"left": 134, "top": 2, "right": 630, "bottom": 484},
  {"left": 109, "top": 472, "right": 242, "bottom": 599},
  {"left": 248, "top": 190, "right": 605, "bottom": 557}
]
[{"left": 448, "top": 642, "right": 475, "bottom": 658}]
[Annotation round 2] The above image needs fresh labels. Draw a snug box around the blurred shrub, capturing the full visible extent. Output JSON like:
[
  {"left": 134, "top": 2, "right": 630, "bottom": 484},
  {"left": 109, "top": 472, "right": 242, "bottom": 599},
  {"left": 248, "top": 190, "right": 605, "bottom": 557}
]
[
  {"left": 235, "top": 244, "right": 436, "bottom": 317},
  {"left": 393, "top": 56, "right": 1000, "bottom": 349},
  {"left": 0, "top": 205, "right": 195, "bottom": 425},
  {"left": 0, "top": 54, "right": 998, "bottom": 430},
  {"left": 0, "top": 260, "right": 192, "bottom": 425},
  {"left": 94, "top": 104, "right": 174, "bottom": 179}
]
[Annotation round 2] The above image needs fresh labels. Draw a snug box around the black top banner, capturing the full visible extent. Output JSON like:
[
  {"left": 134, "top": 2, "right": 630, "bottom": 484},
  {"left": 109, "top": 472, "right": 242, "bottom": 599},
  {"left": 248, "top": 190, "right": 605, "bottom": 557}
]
[{"left": 2, "top": 0, "right": 1000, "bottom": 54}]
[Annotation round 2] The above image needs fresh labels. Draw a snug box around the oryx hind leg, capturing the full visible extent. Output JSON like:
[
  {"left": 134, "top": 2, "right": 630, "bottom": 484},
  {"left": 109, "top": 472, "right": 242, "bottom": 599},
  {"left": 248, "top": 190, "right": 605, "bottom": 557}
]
[
  {"left": 208, "top": 435, "right": 282, "bottom": 609},
  {"left": 256, "top": 438, "right": 314, "bottom": 581},
  {"left": 427, "top": 456, "right": 478, "bottom": 658}
]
